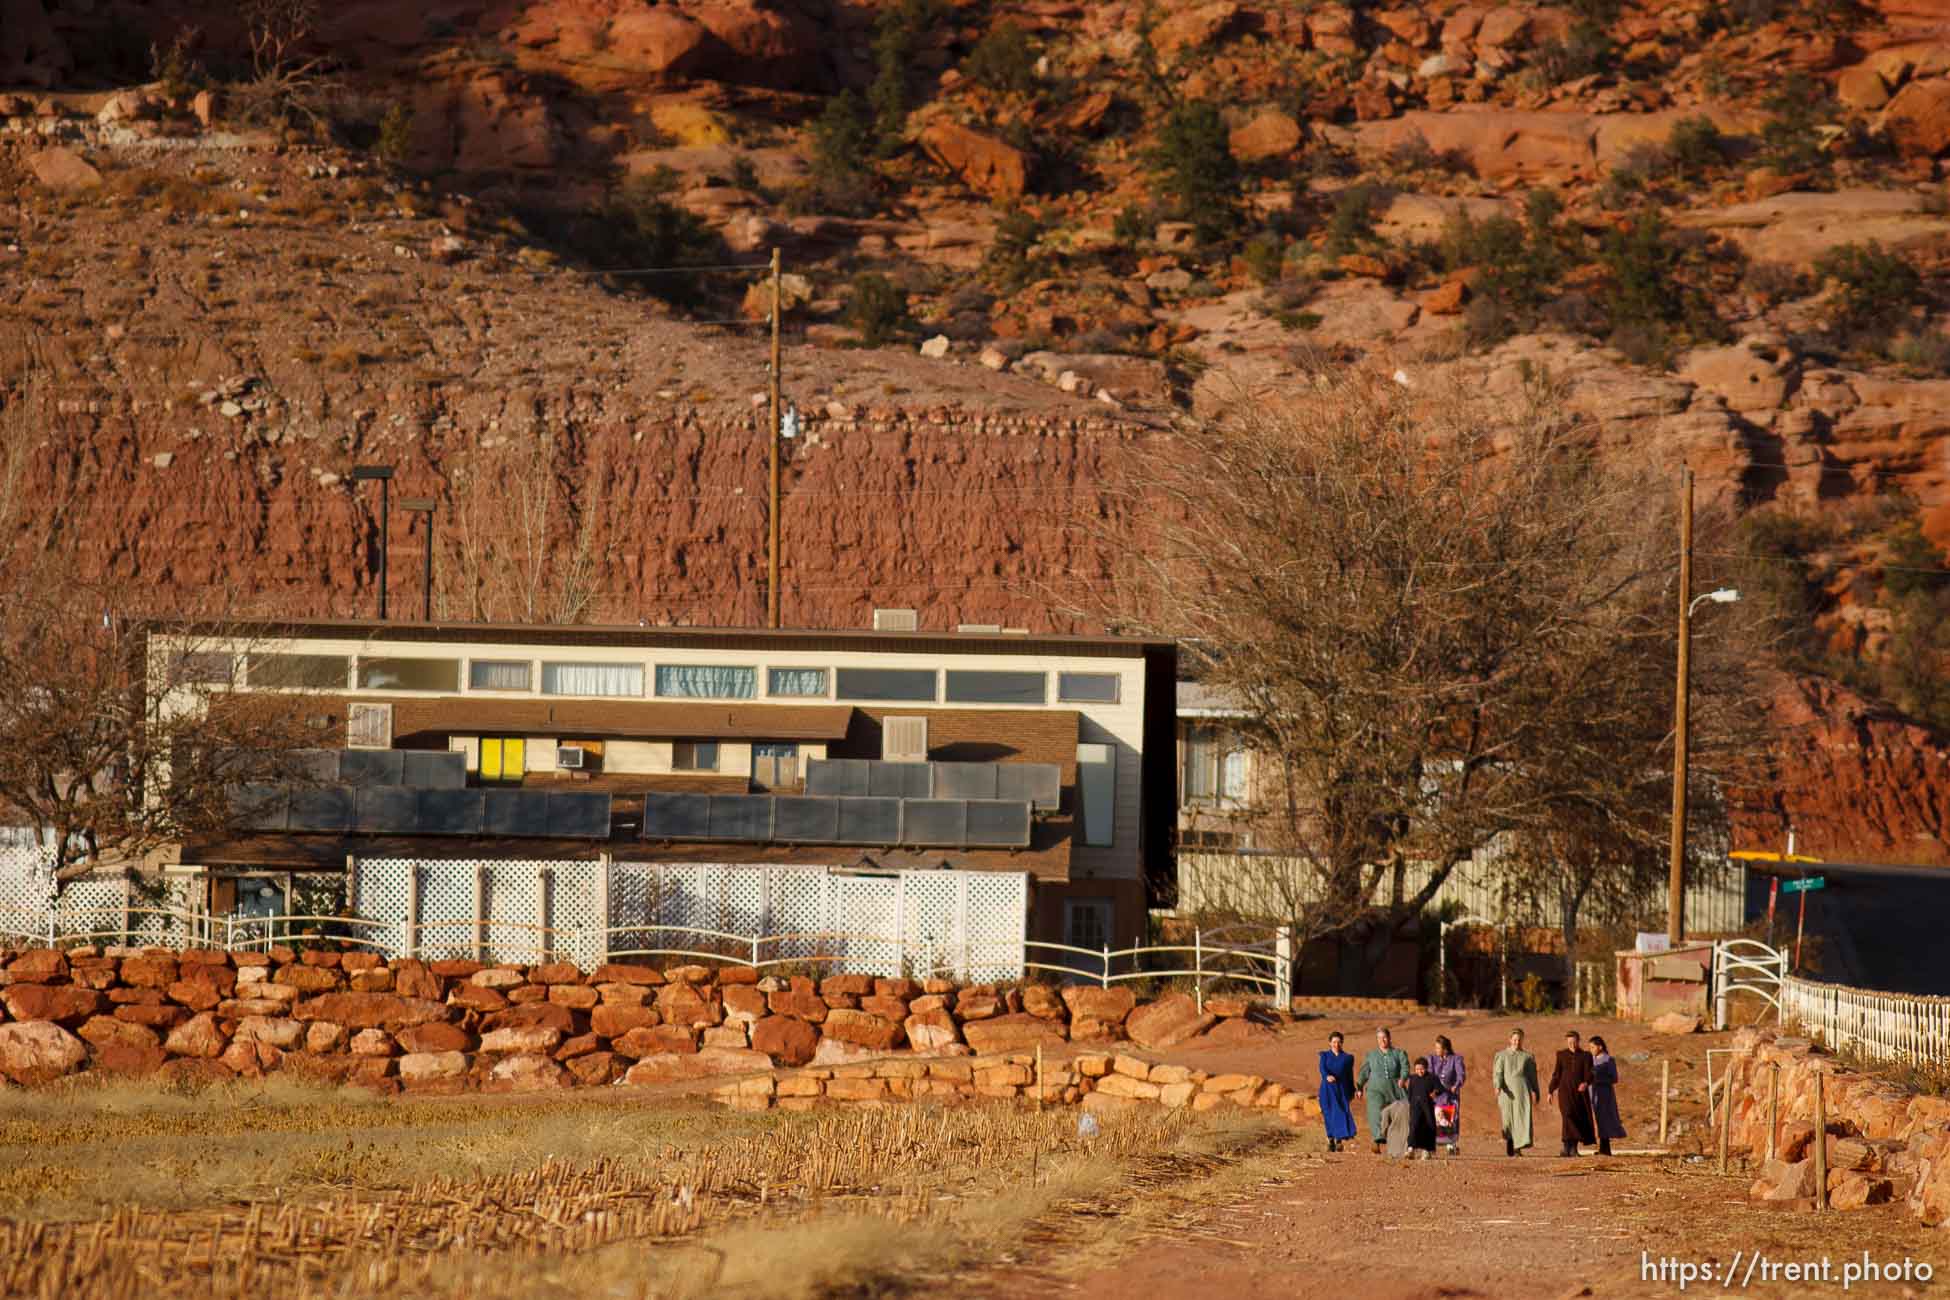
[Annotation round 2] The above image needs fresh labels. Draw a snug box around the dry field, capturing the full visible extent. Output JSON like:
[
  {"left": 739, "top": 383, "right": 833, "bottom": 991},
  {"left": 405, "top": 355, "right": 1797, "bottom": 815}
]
[{"left": 0, "top": 1077, "right": 1296, "bottom": 1299}]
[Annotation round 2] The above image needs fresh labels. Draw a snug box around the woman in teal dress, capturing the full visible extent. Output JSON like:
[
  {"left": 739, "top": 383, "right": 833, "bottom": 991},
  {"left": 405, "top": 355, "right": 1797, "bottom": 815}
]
[{"left": 1356, "top": 1027, "right": 1410, "bottom": 1154}]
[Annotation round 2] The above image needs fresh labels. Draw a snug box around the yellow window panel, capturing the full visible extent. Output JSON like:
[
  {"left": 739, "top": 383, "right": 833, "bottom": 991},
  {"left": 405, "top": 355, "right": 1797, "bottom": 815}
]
[
  {"left": 505, "top": 738, "right": 525, "bottom": 779},
  {"left": 481, "top": 738, "right": 503, "bottom": 782}
]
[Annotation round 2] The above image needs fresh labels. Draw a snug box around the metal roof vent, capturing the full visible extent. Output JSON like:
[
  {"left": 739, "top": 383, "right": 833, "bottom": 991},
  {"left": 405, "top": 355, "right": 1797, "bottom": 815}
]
[
  {"left": 873, "top": 608, "right": 919, "bottom": 632},
  {"left": 956, "top": 623, "right": 1001, "bottom": 634}
]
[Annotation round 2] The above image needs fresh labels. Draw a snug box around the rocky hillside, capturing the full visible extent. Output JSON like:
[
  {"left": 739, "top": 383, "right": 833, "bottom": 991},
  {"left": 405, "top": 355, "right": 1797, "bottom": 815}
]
[{"left": 6, "top": 0, "right": 1950, "bottom": 859}]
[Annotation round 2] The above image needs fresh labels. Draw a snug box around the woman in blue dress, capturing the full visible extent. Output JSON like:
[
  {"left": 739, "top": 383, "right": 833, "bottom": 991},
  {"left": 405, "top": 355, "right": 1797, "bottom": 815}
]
[{"left": 1318, "top": 1030, "right": 1357, "bottom": 1152}]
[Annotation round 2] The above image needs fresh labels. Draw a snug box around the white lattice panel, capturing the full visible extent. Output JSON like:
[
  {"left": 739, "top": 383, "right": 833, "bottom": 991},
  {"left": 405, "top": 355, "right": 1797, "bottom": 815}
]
[
  {"left": 899, "top": 872, "right": 961, "bottom": 980},
  {"left": 830, "top": 874, "right": 901, "bottom": 978},
  {"left": 961, "top": 872, "right": 1027, "bottom": 981},
  {"left": 766, "top": 869, "right": 831, "bottom": 964},
  {"left": 0, "top": 835, "right": 55, "bottom": 941},
  {"left": 415, "top": 859, "right": 481, "bottom": 961}
]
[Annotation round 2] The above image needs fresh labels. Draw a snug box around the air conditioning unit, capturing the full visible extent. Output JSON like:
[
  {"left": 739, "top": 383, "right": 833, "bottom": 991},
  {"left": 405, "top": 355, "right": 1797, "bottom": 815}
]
[
  {"left": 882, "top": 716, "right": 929, "bottom": 761},
  {"left": 345, "top": 702, "right": 393, "bottom": 750},
  {"left": 873, "top": 607, "right": 919, "bottom": 632},
  {"left": 556, "top": 745, "right": 587, "bottom": 770}
]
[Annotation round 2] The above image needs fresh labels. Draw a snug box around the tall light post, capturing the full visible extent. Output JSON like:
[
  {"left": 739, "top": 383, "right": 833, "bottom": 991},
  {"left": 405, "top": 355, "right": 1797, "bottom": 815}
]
[
  {"left": 1668, "top": 581, "right": 1740, "bottom": 946},
  {"left": 400, "top": 497, "right": 436, "bottom": 622},
  {"left": 350, "top": 465, "right": 395, "bottom": 621}
]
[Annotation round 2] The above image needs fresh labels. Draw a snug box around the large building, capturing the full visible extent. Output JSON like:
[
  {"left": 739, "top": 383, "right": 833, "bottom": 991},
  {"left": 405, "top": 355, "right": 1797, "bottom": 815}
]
[{"left": 145, "top": 619, "right": 1177, "bottom": 963}]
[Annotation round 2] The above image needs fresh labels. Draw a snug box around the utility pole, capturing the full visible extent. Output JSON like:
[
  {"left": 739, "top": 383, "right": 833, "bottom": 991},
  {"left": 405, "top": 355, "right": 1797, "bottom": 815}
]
[
  {"left": 1667, "top": 466, "right": 1694, "bottom": 946},
  {"left": 351, "top": 465, "right": 395, "bottom": 621},
  {"left": 767, "top": 247, "right": 783, "bottom": 630}
]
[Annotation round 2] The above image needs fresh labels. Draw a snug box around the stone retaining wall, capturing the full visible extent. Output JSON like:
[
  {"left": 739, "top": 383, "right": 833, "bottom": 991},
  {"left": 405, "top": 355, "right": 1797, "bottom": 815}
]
[
  {"left": 712, "top": 1049, "right": 1327, "bottom": 1128},
  {"left": 1723, "top": 1027, "right": 1950, "bottom": 1226},
  {"left": 0, "top": 946, "right": 1289, "bottom": 1094}
]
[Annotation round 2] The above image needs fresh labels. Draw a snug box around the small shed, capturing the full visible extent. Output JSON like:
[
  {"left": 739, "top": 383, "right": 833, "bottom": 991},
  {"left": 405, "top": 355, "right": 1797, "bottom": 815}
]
[{"left": 1614, "top": 944, "right": 1712, "bottom": 1022}]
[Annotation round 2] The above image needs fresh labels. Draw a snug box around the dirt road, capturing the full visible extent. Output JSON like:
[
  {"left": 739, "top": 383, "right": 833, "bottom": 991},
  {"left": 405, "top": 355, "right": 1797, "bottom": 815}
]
[{"left": 1004, "top": 1011, "right": 1947, "bottom": 1299}]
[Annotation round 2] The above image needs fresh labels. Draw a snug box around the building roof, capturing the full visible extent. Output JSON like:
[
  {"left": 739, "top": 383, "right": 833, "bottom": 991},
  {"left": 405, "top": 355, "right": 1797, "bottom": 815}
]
[
  {"left": 349, "top": 697, "right": 858, "bottom": 742},
  {"left": 1176, "top": 681, "right": 1249, "bottom": 717},
  {"left": 152, "top": 619, "right": 1173, "bottom": 660}
]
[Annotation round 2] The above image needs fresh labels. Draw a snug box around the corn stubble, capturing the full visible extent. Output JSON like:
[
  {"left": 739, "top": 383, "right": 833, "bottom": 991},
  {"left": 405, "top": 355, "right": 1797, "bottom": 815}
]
[{"left": 0, "top": 1091, "right": 1255, "bottom": 1299}]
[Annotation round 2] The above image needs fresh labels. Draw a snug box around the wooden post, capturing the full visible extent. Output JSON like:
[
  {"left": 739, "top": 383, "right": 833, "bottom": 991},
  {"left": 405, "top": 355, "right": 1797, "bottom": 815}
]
[
  {"left": 1035, "top": 1043, "right": 1043, "bottom": 1112},
  {"left": 1716, "top": 1056, "right": 1732, "bottom": 1174},
  {"left": 1766, "top": 1063, "right": 1780, "bottom": 1162},
  {"left": 405, "top": 866, "right": 421, "bottom": 960},
  {"left": 1813, "top": 1070, "right": 1828, "bottom": 1211},
  {"left": 1659, "top": 1059, "right": 1671, "bottom": 1146},
  {"left": 1667, "top": 466, "right": 1695, "bottom": 946},
  {"left": 767, "top": 246, "right": 783, "bottom": 629}
]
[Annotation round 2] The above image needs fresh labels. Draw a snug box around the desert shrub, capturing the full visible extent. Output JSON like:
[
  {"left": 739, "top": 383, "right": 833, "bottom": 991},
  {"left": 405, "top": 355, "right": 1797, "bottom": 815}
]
[
  {"left": 1758, "top": 72, "right": 1832, "bottom": 174},
  {"left": 1743, "top": 260, "right": 1812, "bottom": 308},
  {"left": 1596, "top": 208, "right": 1726, "bottom": 363},
  {"left": 1889, "top": 331, "right": 1950, "bottom": 375},
  {"left": 374, "top": 103, "right": 413, "bottom": 163},
  {"left": 729, "top": 153, "right": 765, "bottom": 197},
  {"left": 1534, "top": 19, "right": 1614, "bottom": 85},
  {"left": 1112, "top": 203, "right": 1153, "bottom": 245},
  {"left": 601, "top": 168, "right": 720, "bottom": 290},
  {"left": 869, "top": 0, "right": 942, "bottom": 156},
  {"left": 1148, "top": 101, "right": 1242, "bottom": 243},
  {"left": 963, "top": 25, "right": 1039, "bottom": 95},
  {"left": 1665, "top": 115, "right": 1727, "bottom": 180},
  {"left": 1439, "top": 189, "right": 1574, "bottom": 346},
  {"left": 800, "top": 90, "right": 879, "bottom": 215},
  {"left": 845, "top": 273, "right": 911, "bottom": 345},
  {"left": 1323, "top": 181, "right": 1383, "bottom": 256},
  {"left": 1876, "top": 517, "right": 1950, "bottom": 727},
  {"left": 150, "top": 27, "right": 207, "bottom": 100},
  {"left": 984, "top": 206, "right": 1046, "bottom": 289},
  {"left": 1812, "top": 241, "right": 1925, "bottom": 347},
  {"left": 1242, "top": 232, "right": 1287, "bottom": 284}
]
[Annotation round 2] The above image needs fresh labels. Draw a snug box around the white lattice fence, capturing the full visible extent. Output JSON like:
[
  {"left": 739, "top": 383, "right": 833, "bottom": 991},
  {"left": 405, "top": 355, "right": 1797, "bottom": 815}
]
[{"left": 0, "top": 835, "right": 55, "bottom": 942}]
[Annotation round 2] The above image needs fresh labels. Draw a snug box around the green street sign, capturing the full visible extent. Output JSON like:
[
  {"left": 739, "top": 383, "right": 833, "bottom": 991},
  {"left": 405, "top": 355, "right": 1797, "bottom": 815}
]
[{"left": 1781, "top": 876, "right": 1826, "bottom": 894}]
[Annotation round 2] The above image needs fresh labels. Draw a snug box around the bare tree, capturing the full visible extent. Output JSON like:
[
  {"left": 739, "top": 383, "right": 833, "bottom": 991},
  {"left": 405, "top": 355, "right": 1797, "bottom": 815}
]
[
  {"left": 230, "top": 0, "right": 338, "bottom": 131},
  {"left": 1101, "top": 364, "right": 1772, "bottom": 989},
  {"left": 438, "top": 429, "right": 604, "bottom": 625},
  {"left": 0, "top": 570, "right": 323, "bottom": 886}
]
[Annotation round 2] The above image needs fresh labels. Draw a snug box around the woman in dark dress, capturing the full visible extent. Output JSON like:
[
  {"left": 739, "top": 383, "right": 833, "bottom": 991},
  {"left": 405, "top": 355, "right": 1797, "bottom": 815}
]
[
  {"left": 1589, "top": 1034, "right": 1627, "bottom": 1157},
  {"left": 1318, "top": 1031, "right": 1358, "bottom": 1153},
  {"left": 1404, "top": 1057, "right": 1440, "bottom": 1160}
]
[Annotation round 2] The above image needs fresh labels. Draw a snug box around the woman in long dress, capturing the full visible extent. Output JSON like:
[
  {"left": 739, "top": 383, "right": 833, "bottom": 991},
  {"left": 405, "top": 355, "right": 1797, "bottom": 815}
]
[
  {"left": 1356, "top": 1027, "right": 1410, "bottom": 1155},
  {"left": 1404, "top": 1058, "right": 1440, "bottom": 1160},
  {"left": 1318, "top": 1031, "right": 1357, "bottom": 1153},
  {"left": 1589, "top": 1034, "right": 1627, "bottom": 1157},
  {"left": 1426, "top": 1034, "right": 1466, "bottom": 1155},
  {"left": 1492, "top": 1027, "right": 1539, "bottom": 1157}
]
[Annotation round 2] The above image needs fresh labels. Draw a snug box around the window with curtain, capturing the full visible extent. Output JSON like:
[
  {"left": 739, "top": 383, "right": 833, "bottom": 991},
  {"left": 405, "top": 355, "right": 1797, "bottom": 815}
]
[
  {"left": 767, "top": 667, "right": 828, "bottom": 697},
  {"left": 469, "top": 660, "right": 532, "bottom": 691},
  {"left": 357, "top": 658, "right": 460, "bottom": 691},
  {"left": 540, "top": 662, "right": 644, "bottom": 697},
  {"left": 673, "top": 740, "right": 720, "bottom": 771},
  {"left": 655, "top": 665, "right": 757, "bottom": 699},
  {"left": 1182, "top": 725, "right": 1246, "bottom": 804}
]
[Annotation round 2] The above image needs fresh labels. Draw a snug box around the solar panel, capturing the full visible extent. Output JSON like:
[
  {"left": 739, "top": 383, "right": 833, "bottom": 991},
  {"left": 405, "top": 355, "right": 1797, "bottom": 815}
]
[
  {"left": 774, "top": 796, "right": 840, "bottom": 843},
  {"left": 354, "top": 785, "right": 418, "bottom": 833},
  {"left": 869, "top": 761, "right": 934, "bottom": 799},
  {"left": 966, "top": 799, "right": 1033, "bottom": 848},
  {"left": 293, "top": 749, "right": 342, "bottom": 784},
  {"left": 997, "top": 762, "right": 1062, "bottom": 811},
  {"left": 901, "top": 798, "right": 967, "bottom": 847},
  {"left": 642, "top": 792, "right": 711, "bottom": 840},
  {"left": 417, "top": 789, "right": 484, "bottom": 835},
  {"left": 229, "top": 784, "right": 288, "bottom": 832},
  {"left": 547, "top": 792, "right": 613, "bottom": 838},
  {"left": 805, "top": 758, "right": 870, "bottom": 797},
  {"left": 837, "top": 796, "right": 900, "bottom": 845},
  {"left": 708, "top": 795, "right": 774, "bottom": 841},
  {"left": 402, "top": 750, "right": 467, "bottom": 789},
  {"left": 338, "top": 749, "right": 406, "bottom": 787},
  {"left": 933, "top": 762, "right": 998, "bottom": 800},
  {"left": 287, "top": 785, "right": 356, "bottom": 833},
  {"left": 484, "top": 789, "right": 552, "bottom": 837}
]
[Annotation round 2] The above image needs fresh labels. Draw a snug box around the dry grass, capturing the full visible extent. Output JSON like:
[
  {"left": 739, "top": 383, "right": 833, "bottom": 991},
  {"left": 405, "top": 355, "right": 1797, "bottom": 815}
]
[{"left": 0, "top": 1076, "right": 1290, "bottom": 1300}]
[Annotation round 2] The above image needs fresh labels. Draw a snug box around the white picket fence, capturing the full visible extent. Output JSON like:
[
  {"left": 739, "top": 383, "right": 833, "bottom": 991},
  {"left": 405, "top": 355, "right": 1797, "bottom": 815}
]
[{"left": 1779, "top": 975, "right": 1950, "bottom": 1069}]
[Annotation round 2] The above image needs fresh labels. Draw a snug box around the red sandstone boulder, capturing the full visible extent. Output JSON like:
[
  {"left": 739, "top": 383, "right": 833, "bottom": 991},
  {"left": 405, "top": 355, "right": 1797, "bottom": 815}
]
[
  {"left": 1125, "top": 994, "right": 1216, "bottom": 1050},
  {"left": 1020, "top": 984, "right": 1067, "bottom": 1021},
  {"left": 77, "top": 1015, "right": 158, "bottom": 1052},
  {"left": 391, "top": 960, "right": 443, "bottom": 1000},
  {"left": 449, "top": 983, "right": 511, "bottom": 1012},
  {"left": 904, "top": 1008, "right": 962, "bottom": 1052},
  {"left": 166, "top": 981, "right": 222, "bottom": 1012},
  {"left": 157, "top": 1058, "right": 232, "bottom": 1089},
  {"left": 509, "top": 981, "right": 553, "bottom": 1002},
  {"left": 1068, "top": 1017, "right": 1123, "bottom": 1044},
  {"left": 918, "top": 122, "right": 1028, "bottom": 201},
  {"left": 963, "top": 1012, "right": 1068, "bottom": 1055},
  {"left": 234, "top": 1016, "right": 307, "bottom": 1049},
  {"left": 591, "top": 963, "right": 665, "bottom": 986},
  {"left": 1061, "top": 985, "right": 1136, "bottom": 1024},
  {"left": 0, "top": 1021, "right": 87, "bottom": 1084},
  {"left": 767, "top": 989, "right": 828, "bottom": 1022},
  {"left": 398, "top": 1050, "right": 469, "bottom": 1086},
  {"left": 547, "top": 985, "right": 600, "bottom": 1010},
  {"left": 292, "top": 993, "right": 448, "bottom": 1030},
  {"left": 554, "top": 1033, "right": 601, "bottom": 1060},
  {"left": 1884, "top": 79, "right": 1950, "bottom": 159},
  {"left": 590, "top": 1003, "right": 662, "bottom": 1038},
  {"left": 119, "top": 955, "right": 178, "bottom": 987},
  {"left": 567, "top": 1051, "right": 624, "bottom": 1085},
  {"left": 955, "top": 993, "right": 1001, "bottom": 1020},
  {"left": 723, "top": 985, "right": 768, "bottom": 1022},
  {"left": 394, "top": 1022, "right": 471, "bottom": 1054},
  {"left": 273, "top": 964, "right": 344, "bottom": 993},
  {"left": 750, "top": 1014, "right": 818, "bottom": 1066},
  {"left": 823, "top": 1008, "right": 904, "bottom": 1051},
  {"left": 429, "top": 960, "right": 484, "bottom": 978},
  {"left": 656, "top": 983, "right": 724, "bottom": 1027},
  {"left": 607, "top": 9, "right": 714, "bottom": 82},
  {"left": 613, "top": 1025, "right": 699, "bottom": 1058},
  {"left": 2, "top": 984, "right": 105, "bottom": 1026},
  {"left": 485, "top": 1053, "right": 570, "bottom": 1091},
  {"left": 114, "top": 1003, "right": 189, "bottom": 1030},
  {"left": 528, "top": 962, "right": 582, "bottom": 985},
  {"left": 163, "top": 1012, "right": 228, "bottom": 1058},
  {"left": 281, "top": 1052, "right": 354, "bottom": 1085},
  {"left": 479, "top": 1025, "right": 563, "bottom": 1054},
  {"left": 623, "top": 1047, "right": 771, "bottom": 1084},
  {"left": 1229, "top": 109, "right": 1302, "bottom": 163},
  {"left": 481, "top": 1003, "right": 577, "bottom": 1034},
  {"left": 7, "top": 949, "right": 66, "bottom": 982},
  {"left": 350, "top": 1029, "right": 396, "bottom": 1056}
]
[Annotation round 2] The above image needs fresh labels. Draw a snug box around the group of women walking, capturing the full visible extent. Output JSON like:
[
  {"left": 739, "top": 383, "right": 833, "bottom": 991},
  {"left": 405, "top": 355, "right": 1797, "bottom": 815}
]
[{"left": 1315, "top": 1026, "right": 1627, "bottom": 1159}]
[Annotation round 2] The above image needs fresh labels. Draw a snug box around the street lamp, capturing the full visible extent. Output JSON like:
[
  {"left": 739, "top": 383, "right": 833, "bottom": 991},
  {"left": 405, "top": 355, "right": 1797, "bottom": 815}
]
[
  {"left": 1668, "top": 565, "right": 1740, "bottom": 945},
  {"left": 400, "top": 498, "right": 436, "bottom": 622},
  {"left": 349, "top": 465, "right": 394, "bottom": 620}
]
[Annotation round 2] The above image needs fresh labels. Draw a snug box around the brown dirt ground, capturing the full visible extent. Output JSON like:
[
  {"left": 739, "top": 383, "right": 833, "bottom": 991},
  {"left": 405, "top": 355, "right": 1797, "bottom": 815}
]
[{"left": 999, "top": 1011, "right": 1948, "bottom": 1299}]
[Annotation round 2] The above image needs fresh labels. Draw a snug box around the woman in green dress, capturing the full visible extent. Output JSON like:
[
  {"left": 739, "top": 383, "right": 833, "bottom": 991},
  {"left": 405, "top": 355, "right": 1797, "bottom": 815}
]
[
  {"left": 1356, "top": 1027, "right": 1410, "bottom": 1153},
  {"left": 1492, "top": 1026, "right": 1541, "bottom": 1157}
]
